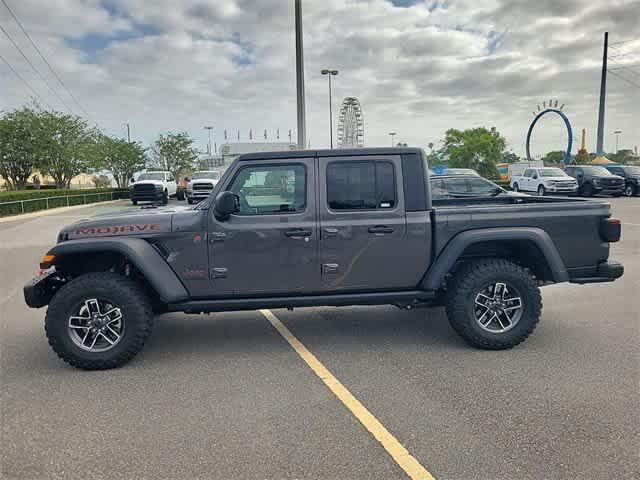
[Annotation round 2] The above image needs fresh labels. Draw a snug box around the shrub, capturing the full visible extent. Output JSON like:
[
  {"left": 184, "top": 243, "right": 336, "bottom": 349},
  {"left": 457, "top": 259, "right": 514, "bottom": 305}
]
[{"left": 0, "top": 188, "right": 129, "bottom": 217}]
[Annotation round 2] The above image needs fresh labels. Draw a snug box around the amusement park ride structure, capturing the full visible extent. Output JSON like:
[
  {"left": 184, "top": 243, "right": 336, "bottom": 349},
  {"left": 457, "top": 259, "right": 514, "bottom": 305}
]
[{"left": 336, "top": 97, "right": 365, "bottom": 148}]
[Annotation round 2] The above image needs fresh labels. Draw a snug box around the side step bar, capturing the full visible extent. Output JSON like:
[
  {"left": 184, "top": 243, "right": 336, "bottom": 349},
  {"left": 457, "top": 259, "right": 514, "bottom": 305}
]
[{"left": 168, "top": 290, "right": 436, "bottom": 314}]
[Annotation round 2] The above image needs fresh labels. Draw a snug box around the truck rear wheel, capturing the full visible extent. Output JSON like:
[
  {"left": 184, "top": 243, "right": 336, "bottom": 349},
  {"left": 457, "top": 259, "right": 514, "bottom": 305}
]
[
  {"left": 446, "top": 259, "right": 542, "bottom": 350},
  {"left": 45, "top": 272, "right": 153, "bottom": 370}
]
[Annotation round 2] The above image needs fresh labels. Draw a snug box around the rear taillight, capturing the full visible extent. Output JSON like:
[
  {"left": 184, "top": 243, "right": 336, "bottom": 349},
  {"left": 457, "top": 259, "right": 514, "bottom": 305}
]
[{"left": 600, "top": 218, "right": 621, "bottom": 242}]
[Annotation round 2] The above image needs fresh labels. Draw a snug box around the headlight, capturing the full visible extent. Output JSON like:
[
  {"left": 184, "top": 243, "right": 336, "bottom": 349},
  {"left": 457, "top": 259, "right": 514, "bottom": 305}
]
[
  {"left": 154, "top": 184, "right": 164, "bottom": 191},
  {"left": 592, "top": 179, "right": 599, "bottom": 185}
]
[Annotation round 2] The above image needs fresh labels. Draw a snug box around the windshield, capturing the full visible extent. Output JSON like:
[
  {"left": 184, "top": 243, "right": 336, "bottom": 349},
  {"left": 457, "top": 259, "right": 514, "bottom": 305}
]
[
  {"left": 623, "top": 166, "right": 640, "bottom": 175},
  {"left": 539, "top": 168, "right": 567, "bottom": 177},
  {"left": 137, "top": 173, "right": 164, "bottom": 181},
  {"left": 192, "top": 171, "right": 220, "bottom": 180},
  {"left": 581, "top": 166, "right": 612, "bottom": 176},
  {"left": 431, "top": 176, "right": 504, "bottom": 199}
]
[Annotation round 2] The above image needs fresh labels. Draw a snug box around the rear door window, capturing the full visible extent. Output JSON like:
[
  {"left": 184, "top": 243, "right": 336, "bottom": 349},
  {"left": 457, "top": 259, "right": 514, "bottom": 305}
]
[{"left": 326, "top": 161, "right": 396, "bottom": 210}]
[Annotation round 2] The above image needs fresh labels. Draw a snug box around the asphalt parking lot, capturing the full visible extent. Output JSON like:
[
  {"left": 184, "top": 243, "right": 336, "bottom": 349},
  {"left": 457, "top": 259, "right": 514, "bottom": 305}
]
[{"left": 1, "top": 197, "right": 638, "bottom": 480}]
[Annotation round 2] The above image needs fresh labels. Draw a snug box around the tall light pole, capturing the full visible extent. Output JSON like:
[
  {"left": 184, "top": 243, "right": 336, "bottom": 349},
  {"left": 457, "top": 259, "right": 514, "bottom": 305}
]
[
  {"left": 596, "top": 32, "right": 608, "bottom": 155},
  {"left": 204, "top": 126, "right": 213, "bottom": 155},
  {"left": 388, "top": 132, "right": 397, "bottom": 147},
  {"left": 614, "top": 130, "right": 622, "bottom": 153},
  {"left": 321, "top": 69, "right": 338, "bottom": 148},
  {"left": 294, "top": 0, "right": 306, "bottom": 149}
]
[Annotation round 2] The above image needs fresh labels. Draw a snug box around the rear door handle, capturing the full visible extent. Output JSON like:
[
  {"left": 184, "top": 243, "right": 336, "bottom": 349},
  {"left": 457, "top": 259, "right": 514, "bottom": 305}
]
[
  {"left": 285, "top": 229, "right": 312, "bottom": 238},
  {"left": 323, "top": 227, "right": 339, "bottom": 237},
  {"left": 368, "top": 225, "right": 394, "bottom": 234}
]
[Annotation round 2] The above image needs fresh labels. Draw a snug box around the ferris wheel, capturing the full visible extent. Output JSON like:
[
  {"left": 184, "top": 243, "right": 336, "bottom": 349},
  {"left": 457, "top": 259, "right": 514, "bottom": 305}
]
[{"left": 337, "top": 97, "right": 364, "bottom": 148}]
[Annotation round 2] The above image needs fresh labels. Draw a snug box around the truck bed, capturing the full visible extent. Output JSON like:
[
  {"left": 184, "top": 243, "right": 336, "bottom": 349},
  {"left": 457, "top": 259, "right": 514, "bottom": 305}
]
[{"left": 431, "top": 196, "right": 612, "bottom": 272}]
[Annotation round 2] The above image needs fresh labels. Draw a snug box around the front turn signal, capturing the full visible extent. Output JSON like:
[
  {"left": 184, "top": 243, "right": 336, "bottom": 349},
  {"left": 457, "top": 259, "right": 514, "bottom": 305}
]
[{"left": 40, "top": 254, "right": 55, "bottom": 269}]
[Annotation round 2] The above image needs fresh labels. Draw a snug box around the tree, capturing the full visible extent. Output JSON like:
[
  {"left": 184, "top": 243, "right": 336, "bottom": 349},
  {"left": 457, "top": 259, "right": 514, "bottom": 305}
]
[
  {"left": 442, "top": 127, "right": 506, "bottom": 178},
  {"left": 36, "top": 111, "right": 97, "bottom": 188},
  {"left": 0, "top": 108, "right": 42, "bottom": 190},
  {"left": 542, "top": 151, "right": 565, "bottom": 165},
  {"left": 148, "top": 132, "right": 198, "bottom": 179},
  {"left": 94, "top": 135, "right": 146, "bottom": 187},
  {"left": 502, "top": 151, "right": 519, "bottom": 164}
]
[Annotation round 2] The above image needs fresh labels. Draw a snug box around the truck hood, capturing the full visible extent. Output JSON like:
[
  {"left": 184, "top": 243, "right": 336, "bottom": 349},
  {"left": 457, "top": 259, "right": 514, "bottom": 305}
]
[
  {"left": 541, "top": 176, "right": 577, "bottom": 182},
  {"left": 59, "top": 205, "right": 201, "bottom": 242}
]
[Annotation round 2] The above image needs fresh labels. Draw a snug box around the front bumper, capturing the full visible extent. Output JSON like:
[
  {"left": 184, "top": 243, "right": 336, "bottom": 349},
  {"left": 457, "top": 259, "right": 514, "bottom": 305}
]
[
  {"left": 24, "top": 270, "right": 65, "bottom": 308},
  {"left": 546, "top": 186, "right": 578, "bottom": 193},
  {"left": 593, "top": 184, "right": 625, "bottom": 195},
  {"left": 186, "top": 190, "right": 213, "bottom": 200},
  {"left": 130, "top": 190, "right": 164, "bottom": 202},
  {"left": 569, "top": 260, "right": 624, "bottom": 284}
]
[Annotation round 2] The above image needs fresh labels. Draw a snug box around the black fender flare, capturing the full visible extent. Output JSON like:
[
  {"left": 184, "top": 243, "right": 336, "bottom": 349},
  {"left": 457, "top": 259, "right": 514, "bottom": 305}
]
[
  {"left": 421, "top": 227, "right": 569, "bottom": 290},
  {"left": 45, "top": 237, "right": 189, "bottom": 303}
]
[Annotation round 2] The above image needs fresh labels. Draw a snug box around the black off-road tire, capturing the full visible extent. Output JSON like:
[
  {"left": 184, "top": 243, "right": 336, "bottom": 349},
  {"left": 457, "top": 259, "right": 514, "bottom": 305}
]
[
  {"left": 512, "top": 183, "right": 519, "bottom": 192},
  {"left": 537, "top": 185, "right": 546, "bottom": 196},
  {"left": 162, "top": 190, "right": 169, "bottom": 205},
  {"left": 132, "top": 200, "right": 138, "bottom": 205},
  {"left": 45, "top": 272, "right": 153, "bottom": 370},
  {"left": 445, "top": 259, "right": 542, "bottom": 350}
]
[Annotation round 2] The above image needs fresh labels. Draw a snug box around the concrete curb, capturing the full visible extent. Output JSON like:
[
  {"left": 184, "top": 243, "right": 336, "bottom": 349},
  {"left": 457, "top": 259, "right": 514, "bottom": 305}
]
[{"left": 0, "top": 200, "right": 128, "bottom": 223}]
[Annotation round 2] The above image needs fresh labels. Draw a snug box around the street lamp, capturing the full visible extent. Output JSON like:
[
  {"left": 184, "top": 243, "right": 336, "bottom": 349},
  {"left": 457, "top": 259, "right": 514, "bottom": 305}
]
[
  {"left": 203, "top": 126, "right": 213, "bottom": 155},
  {"left": 613, "top": 130, "right": 622, "bottom": 153},
  {"left": 321, "top": 69, "right": 339, "bottom": 148},
  {"left": 388, "top": 132, "right": 397, "bottom": 147}
]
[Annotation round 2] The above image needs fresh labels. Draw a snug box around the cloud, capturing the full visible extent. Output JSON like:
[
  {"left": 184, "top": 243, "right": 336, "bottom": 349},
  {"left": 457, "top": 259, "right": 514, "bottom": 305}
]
[{"left": 0, "top": 0, "right": 638, "bottom": 155}]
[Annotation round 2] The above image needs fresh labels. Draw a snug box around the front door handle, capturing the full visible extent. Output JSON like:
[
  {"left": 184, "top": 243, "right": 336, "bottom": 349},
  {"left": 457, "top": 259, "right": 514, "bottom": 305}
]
[
  {"left": 285, "top": 229, "right": 312, "bottom": 238},
  {"left": 368, "top": 225, "right": 394, "bottom": 234}
]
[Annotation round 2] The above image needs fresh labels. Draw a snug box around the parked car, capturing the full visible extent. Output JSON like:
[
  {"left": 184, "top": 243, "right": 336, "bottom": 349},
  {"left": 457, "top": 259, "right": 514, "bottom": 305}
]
[
  {"left": 564, "top": 165, "right": 625, "bottom": 197},
  {"left": 25, "top": 147, "right": 623, "bottom": 370},
  {"left": 510, "top": 167, "right": 578, "bottom": 196},
  {"left": 129, "top": 171, "right": 177, "bottom": 205},
  {"left": 186, "top": 171, "right": 221, "bottom": 204},
  {"left": 601, "top": 165, "right": 640, "bottom": 197},
  {"left": 431, "top": 174, "right": 525, "bottom": 199}
]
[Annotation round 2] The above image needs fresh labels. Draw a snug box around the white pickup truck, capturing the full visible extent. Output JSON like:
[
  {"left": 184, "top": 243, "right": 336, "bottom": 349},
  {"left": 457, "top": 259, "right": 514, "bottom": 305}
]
[
  {"left": 510, "top": 167, "right": 578, "bottom": 196},
  {"left": 129, "top": 171, "right": 178, "bottom": 205}
]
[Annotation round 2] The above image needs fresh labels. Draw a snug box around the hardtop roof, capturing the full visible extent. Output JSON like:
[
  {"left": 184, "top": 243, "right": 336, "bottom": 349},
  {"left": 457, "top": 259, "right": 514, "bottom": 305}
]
[{"left": 238, "top": 147, "right": 423, "bottom": 161}]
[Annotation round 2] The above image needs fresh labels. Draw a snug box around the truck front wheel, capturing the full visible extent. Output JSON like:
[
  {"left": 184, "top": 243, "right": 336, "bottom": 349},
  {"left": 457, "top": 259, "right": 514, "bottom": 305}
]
[
  {"left": 446, "top": 259, "right": 542, "bottom": 350},
  {"left": 44, "top": 272, "right": 153, "bottom": 370}
]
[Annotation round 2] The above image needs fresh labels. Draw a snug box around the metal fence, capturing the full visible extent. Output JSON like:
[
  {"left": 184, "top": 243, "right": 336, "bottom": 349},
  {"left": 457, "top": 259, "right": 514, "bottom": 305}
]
[{"left": 0, "top": 191, "right": 128, "bottom": 217}]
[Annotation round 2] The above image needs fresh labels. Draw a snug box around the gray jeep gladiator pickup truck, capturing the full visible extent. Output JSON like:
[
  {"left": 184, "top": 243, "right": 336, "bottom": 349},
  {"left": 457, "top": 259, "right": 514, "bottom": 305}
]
[{"left": 24, "top": 148, "right": 624, "bottom": 370}]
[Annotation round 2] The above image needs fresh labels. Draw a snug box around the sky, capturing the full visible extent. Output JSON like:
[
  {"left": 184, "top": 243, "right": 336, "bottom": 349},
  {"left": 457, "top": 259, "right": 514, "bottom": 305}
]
[{"left": 1, "top": 0, "right": 639, "bottom": 158}]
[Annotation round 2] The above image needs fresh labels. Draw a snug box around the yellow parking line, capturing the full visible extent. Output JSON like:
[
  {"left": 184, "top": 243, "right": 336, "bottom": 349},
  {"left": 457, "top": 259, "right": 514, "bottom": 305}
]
[{"left": 260, "top": 309, "right": 436, "bottom": 480}]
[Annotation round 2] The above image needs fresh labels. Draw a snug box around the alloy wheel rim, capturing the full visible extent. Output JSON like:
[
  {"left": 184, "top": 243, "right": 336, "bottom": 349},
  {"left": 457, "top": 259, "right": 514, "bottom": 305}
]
[
  {"left": 68, "top": 298, "right": 125, "bottom": 352},
  {"left": 473, "top": 282, "right": 523, "bottom": 333},
  {"left": 625, "top": 185, "right": 633, "bottom": 196}
]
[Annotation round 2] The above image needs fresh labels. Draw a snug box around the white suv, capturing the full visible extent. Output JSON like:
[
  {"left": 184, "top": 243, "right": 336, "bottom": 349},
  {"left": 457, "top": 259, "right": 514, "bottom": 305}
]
[
  {"left": 129, "top": 171, "right": 177, "bottom": 205},
  {"left": 511, "top": 167, "right": 578, "bottom": 196},
  {"left": 186, "top": 171, "right": 221, "bottom": 204}
]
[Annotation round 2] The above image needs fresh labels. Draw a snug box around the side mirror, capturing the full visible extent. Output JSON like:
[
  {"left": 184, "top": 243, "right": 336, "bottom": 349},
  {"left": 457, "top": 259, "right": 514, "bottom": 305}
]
[
  {"left": 213, "top": 191, "right": 239, "bottom": 220},
  {"left": 130, "top": 177, "right": 135, "bottom": 184}
]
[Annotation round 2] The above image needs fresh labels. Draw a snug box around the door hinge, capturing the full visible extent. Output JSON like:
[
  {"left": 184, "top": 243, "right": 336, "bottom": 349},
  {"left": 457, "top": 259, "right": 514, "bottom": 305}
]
[{"left": 211, "top": 267, "right": 228, "bottom": 279}]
